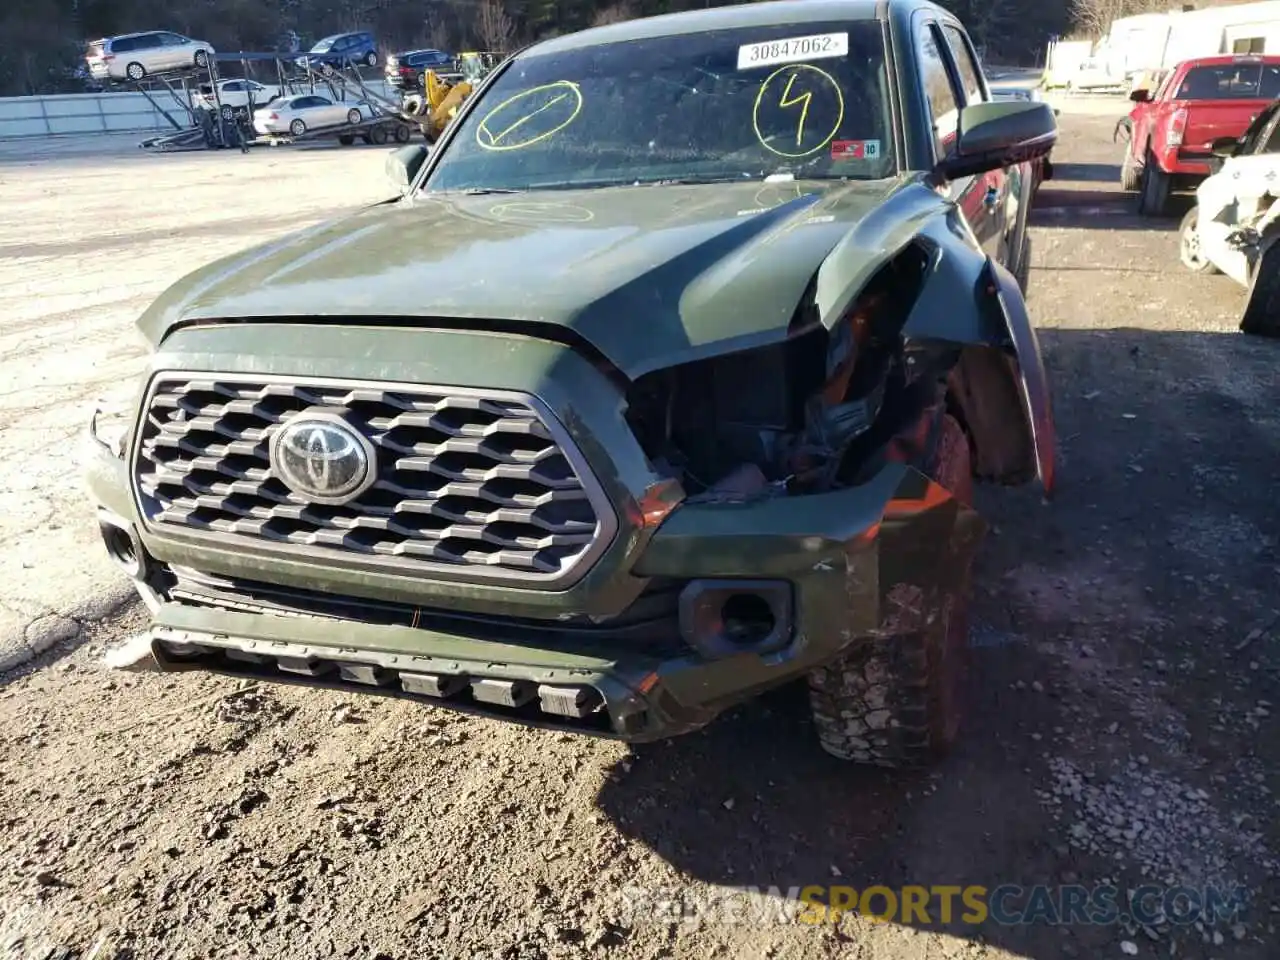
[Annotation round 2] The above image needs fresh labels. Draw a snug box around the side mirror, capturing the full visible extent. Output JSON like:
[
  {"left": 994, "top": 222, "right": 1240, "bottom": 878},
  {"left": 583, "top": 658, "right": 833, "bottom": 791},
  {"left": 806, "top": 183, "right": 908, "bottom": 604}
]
[
  {"left": 1129, "top": 88, "right": 1153, "bottom": 103},
  {"left": 1211, "top": 135, "right": 1241, "bottom": 158},
  {"left": 933, "top": 100, "right": 1058, "bottom": 182},
  {"left": 385, "top": 142, "right": 430, "bottom": 193}
]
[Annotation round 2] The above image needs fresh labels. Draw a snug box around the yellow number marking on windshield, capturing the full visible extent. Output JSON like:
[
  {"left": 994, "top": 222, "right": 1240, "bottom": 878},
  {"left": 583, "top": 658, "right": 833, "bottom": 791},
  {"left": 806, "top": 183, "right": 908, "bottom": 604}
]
[
  {"left": 752, "top": 64, "right": 844, "bottom": 159},
  {"left": 778, "top": 73, "right": 812, "bottom": 147},
  {"left": 476, "top": 80, "right": 583, "bottom": 152}
]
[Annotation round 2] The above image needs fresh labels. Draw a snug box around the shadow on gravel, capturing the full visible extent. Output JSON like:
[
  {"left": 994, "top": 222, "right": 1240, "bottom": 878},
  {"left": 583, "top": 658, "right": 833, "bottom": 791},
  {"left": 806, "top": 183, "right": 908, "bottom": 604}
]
[
  {"left": 1031, "top": 189, "right": 1190, "bottom": 231},
  {"left": 598, "top": 326, "right": 1280, "bottom": 958},
  {"left": 1051, "top": 162, "right": 1122, "bottom": 183}
]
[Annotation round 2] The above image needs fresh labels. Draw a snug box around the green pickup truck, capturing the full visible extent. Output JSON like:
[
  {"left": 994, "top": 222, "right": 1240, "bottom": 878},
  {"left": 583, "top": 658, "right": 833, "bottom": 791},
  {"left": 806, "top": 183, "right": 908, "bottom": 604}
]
[{"left": 87, "top": 0, "right": 1056, "bottom": 769}]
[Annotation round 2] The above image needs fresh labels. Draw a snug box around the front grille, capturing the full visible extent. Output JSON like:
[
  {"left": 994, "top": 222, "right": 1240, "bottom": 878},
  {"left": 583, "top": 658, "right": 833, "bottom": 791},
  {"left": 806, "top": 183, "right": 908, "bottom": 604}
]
[{"left": 132, "top": 374, "right": 616, "bottom": 587}]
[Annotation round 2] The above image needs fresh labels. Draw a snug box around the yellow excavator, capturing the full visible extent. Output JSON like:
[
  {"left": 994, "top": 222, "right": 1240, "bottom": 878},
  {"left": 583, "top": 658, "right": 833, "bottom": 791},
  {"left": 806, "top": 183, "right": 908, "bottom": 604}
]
[{"left": 404, "top": 51, "right": 502, "bottom": 142}]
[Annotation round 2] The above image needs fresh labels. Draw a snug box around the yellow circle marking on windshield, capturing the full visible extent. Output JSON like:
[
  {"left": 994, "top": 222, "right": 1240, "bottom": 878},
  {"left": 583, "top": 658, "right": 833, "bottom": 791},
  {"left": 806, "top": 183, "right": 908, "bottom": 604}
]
[
  {"left": 488, "top": 201, "right": 595, "bottom": 223},
  {"left": 752, "top": 64, "right": 844, "bottom": 159},
  {"left": 475, "top": 81, "right": 583, "bottom": 152}
]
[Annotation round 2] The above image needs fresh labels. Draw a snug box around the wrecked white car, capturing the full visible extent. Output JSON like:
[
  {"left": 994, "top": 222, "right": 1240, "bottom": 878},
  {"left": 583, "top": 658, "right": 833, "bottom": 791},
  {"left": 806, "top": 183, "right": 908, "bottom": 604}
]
[{"left": 1180, "top": 98, "right": 1280, "bottom": 335}]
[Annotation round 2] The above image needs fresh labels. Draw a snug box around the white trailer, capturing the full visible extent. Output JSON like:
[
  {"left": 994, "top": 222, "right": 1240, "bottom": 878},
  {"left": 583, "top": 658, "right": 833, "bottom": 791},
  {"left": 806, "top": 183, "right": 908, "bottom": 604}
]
[{"left": 1103, "top": 1, "right": 1280, "bottom": 79}]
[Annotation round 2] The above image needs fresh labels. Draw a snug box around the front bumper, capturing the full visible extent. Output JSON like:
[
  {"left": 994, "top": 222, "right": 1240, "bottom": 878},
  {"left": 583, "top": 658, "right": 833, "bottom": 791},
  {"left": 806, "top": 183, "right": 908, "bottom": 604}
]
[
  {"left": 89, "top": 424, "right": 982, "bottom": 741},
  {"left": 85, "top": 324, "right": 984, "bottom": 742}
]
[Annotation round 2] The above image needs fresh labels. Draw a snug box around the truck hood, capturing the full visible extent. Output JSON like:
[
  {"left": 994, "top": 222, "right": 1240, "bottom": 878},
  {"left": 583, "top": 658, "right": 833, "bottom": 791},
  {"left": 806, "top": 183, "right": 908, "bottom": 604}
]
[{"left": 138, "top": 177, "right": 923, "bottom": 379}]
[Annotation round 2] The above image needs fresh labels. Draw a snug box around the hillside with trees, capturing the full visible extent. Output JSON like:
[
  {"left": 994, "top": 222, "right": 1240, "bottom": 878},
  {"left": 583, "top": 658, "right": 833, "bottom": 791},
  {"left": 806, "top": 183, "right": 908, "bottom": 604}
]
[{"left": 0, "top": 0, "right": 1162, "bottom": 97}]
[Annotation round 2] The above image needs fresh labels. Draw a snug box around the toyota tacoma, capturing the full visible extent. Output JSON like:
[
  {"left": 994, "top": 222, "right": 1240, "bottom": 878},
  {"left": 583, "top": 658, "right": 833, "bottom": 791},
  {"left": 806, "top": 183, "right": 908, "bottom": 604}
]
[{"left": 86, "top": 0, "right": 1057, "bottom": 768}]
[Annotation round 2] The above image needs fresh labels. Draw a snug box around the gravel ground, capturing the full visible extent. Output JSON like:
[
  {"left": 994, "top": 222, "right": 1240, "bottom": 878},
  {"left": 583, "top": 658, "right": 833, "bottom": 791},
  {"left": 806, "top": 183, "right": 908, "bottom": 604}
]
[
  {"left": 0, "top": 135, "right": 392, "bottom": 669},
  {"left": 2, "top": 100, "right": 1279, "bottom": 960}
]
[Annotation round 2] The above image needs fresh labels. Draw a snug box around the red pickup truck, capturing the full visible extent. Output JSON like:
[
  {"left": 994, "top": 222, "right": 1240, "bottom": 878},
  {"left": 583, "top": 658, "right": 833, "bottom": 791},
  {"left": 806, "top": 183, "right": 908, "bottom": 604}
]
[{"left": 1121, "top": 54, "right": 1280, "bottom": 216}]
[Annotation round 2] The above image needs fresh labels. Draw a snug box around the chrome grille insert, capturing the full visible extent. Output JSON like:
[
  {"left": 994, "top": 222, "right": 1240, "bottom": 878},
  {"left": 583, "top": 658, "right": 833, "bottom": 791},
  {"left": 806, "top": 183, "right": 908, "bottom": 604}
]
[{"left": 132, "top": 374, "right": 617, "bottom": 587}]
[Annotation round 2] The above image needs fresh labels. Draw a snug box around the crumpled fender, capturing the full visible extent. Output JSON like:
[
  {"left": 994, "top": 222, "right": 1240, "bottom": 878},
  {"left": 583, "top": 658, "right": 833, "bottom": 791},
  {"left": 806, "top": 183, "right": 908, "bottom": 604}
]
[
  {"left": 985, "top": 257, "right": 1056, "bottom": 496},
  {"left": 903, "top": 237, "right": 1056, "bottom": 497}
]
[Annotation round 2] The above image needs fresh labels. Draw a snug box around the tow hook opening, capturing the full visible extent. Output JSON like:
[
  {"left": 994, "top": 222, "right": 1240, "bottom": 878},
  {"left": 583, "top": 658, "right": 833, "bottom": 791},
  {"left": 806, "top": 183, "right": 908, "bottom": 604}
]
[
  {"left": 679, "top": 579, "right": 793, "bottom": 659},
  {"left": 97, "top": 510, "right": 146, "bottom": 581}
]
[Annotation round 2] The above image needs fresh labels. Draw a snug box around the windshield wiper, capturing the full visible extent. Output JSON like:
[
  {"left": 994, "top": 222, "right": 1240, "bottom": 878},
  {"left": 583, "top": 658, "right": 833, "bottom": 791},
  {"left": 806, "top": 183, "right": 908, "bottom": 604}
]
[
  {"left": 638, "top": 175, "right": 752, "bottom": 186},
  {"left": 458, "top": 187, "right": 523, "bottom": 195}
]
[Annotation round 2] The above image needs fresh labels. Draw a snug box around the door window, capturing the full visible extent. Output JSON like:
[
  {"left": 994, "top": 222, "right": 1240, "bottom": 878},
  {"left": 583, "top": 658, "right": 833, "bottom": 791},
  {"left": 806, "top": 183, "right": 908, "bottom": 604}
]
[
  {"left": 942, "top": 24, "right": 985, "bottom": 105},
  {"left": 918, "top": 23, "right": 961, "bottom": 157},
  {"left": 1261, "top": 114, "right": 1280, "bottom": 153}
]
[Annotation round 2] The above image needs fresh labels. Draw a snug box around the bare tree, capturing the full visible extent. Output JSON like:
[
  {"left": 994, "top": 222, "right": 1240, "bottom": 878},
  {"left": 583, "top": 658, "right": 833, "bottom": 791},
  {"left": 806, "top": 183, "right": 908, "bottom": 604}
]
[
  {"left": 591, "top": 2, "right": 635, "bottom": 27},
  {"left": 476, "top": 0, "right": 515, "bottom": 51},
  {"left": 1070, "top": 0, "right": 1168, "bottom": 39}
]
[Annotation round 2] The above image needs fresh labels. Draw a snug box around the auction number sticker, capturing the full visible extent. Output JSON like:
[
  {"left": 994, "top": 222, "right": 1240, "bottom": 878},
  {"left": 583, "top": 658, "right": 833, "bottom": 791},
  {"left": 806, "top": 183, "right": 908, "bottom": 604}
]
[{"left": 737, "top": 33, "right": 849, "bottom": 71}]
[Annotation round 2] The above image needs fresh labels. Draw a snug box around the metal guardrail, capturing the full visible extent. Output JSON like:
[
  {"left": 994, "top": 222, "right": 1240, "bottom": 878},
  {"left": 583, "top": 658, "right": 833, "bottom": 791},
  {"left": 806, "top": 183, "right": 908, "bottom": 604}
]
[
  {"left": 0, "top": 92, "right": 175, "bottom": 139},
  {"left": 0, "top": 81, "right": 401, "bottom": 140}
]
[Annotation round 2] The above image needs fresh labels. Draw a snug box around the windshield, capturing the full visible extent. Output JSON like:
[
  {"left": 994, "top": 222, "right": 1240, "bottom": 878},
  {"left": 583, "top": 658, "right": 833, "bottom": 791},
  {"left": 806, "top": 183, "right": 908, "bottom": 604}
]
[
  {"left": 422, "top": 21, "right": 895, "bottom": 193},
  {"left": 311, "top": 37, "right": 336, "bottom": 53}
]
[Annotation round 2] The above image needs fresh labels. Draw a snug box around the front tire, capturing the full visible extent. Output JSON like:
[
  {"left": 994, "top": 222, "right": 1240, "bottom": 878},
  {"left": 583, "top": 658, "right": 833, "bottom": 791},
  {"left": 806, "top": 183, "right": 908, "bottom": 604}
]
[
  {"left": 289, "top": 118, "right": 306, "bottom": 137},
  {"left": 1179, "top": 207, "right": 1219, "bottom": 274},
  {"left": 364, "top": 51, "right": 378, "bottom": 68},
  {"left": 807, "top": 414, "right": 975, "bottom": 768},
  {"left": 1241, "top": 242, "right": 1280, "bottom": 337},
  {"left": 1138, "top": 150, "right": 1171, "bottom": 216},
  {"left": 346, "top": 108, "right": 362, "bottom": 125},
  {"left": 194, "top": 49, "right": 210, "bottom": 68}
]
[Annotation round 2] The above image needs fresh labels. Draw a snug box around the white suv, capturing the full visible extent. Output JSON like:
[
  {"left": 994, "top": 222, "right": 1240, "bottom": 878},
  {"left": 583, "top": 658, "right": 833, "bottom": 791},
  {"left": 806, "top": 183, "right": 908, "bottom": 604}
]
[{"left": 87, "top": 32, "right": 215, "bottom": 81}]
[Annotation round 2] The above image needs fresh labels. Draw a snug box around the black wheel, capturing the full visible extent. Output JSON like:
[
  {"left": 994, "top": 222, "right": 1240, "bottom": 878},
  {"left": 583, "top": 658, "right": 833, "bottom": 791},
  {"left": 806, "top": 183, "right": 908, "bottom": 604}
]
[
  {"left": 194, "top": 49, "right": 209, "bottom": 68},
  {"left": 1179, "top": 207, "right": 1219, "bottom": 274},
  {"left": 289, "top": 118, "right": 306, "bottom": 137},
  {"left": 346, "top": 108, "right": 362, "bottom": 125},
  {"left": 393, "top": 123, "right": 411, "bottom": 143},
  {"left": 370, "top": 124, "right": 389, "bottom": 145},
  {"left": 1137, "top": 149, "right": 1170, "bottom": 216},
  {"left": 338, "top": 134, "right": 355, "bottom": 146},
  {"left": 1120, "top": 154, "right": 1141, "bottom": 192},
  {"left": 126, "top": 62, "right": 145, "bottom": 81},
  {"left": 808, "top": 413, "right": 975, "bottom": 768},
  {"left": 1241, "top": 243, "right": 1280, "bottom": 337},
  {"left": 364, "top": 50, "right": 378, "bottom": 67}
]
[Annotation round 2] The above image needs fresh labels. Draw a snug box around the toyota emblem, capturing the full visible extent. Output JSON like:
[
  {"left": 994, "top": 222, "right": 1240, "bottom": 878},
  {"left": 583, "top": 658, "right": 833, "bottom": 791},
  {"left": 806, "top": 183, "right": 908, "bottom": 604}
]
[{"left": 269, "top": 412, "right": 376, "bottom": 505}]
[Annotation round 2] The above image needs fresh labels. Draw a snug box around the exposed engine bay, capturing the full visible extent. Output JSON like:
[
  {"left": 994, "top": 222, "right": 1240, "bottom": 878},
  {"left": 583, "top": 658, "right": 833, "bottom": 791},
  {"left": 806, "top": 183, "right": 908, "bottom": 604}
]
[{"left": 624, "top": 244, "right": 945, "bottom": 501}]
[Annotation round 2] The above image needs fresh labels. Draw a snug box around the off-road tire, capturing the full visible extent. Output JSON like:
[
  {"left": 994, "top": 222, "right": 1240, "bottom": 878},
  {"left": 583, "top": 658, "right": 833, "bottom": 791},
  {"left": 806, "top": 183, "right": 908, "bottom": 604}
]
[
  {"left": 1241, "top": 242, "right": 1280, "bottom": 337},
  {"left": 1120, "top": 155, "right": 1141, "bottom": 192},
  {"left": 1138, "top": 149, "right": 1170, "bottom": 216},
  {"left": 346, "top": 108, "right": 362, "bottom": 126},
  {"left": 126, "top": 62, "right": 145, "bottom": 81},
  {"left": 1179, "top": 207, "right": 1219, "bottom": 274},
  {"left": 807, "top": 414, "right": 975, "bottom": 768},
  {"left": 194, "top": 49, "right": 210, "bottom": 68},
  {"left": 289, "top": 118, "right": 306, "bottom": 137}
]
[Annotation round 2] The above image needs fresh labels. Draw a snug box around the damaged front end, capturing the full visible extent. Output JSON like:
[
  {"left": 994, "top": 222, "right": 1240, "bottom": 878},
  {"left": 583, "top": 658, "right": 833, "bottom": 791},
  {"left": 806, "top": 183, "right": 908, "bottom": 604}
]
[{"left": 87, "top": 231, "right": 1048, "bottom": 744}]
